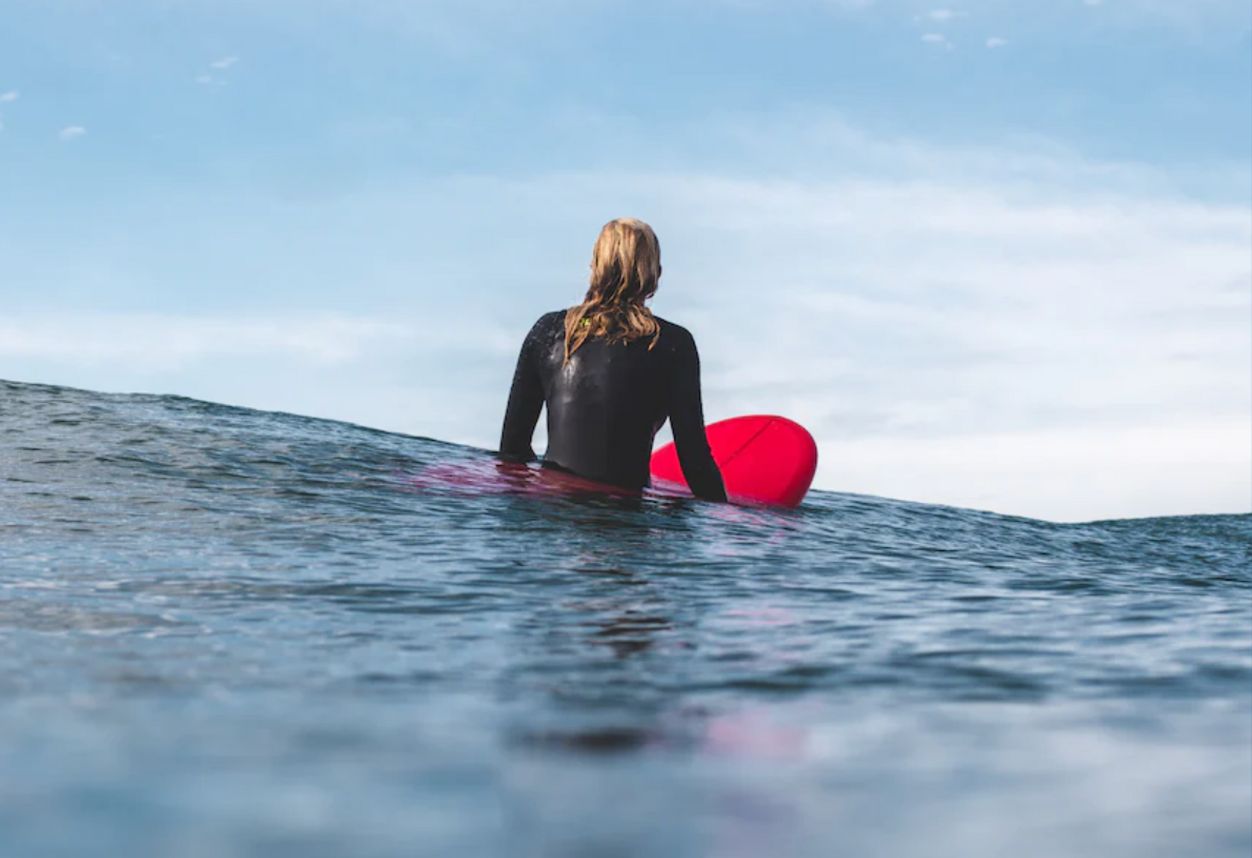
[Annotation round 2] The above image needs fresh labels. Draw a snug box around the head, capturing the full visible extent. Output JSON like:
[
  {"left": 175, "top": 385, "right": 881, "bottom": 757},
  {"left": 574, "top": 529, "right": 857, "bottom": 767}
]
[
  {"left": 589, "top": 217, "right": 662, "bottom": 303},
  {"left": 564, "top": 218, "right": 663, "bottom": 362}
]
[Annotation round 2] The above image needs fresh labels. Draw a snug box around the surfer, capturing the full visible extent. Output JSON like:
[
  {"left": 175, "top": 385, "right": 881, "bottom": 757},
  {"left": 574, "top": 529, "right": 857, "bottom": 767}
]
[{"left": 499, "top": 218, "right": 727, "bottom": 501}]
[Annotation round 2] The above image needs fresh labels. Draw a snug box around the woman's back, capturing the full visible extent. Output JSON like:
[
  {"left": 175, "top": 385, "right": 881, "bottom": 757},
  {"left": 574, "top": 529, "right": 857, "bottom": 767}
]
[
  {"left": 498, "top": 217, "right": 726, "bottom": 501},
  {"left": 500, "top": 310, "right": 724, "bottom": 498}
]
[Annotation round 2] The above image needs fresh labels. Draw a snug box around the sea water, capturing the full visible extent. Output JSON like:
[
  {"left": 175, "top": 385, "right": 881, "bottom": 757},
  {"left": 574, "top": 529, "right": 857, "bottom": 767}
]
[{"left": 1, "top": 378, "right": 1249, "bottom": 858}]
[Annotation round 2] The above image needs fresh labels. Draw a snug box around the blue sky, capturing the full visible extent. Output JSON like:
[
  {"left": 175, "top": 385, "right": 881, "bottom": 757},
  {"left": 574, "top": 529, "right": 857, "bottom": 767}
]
[{"left": 2, "top": 0, "right": 1250, "bottom": 520}]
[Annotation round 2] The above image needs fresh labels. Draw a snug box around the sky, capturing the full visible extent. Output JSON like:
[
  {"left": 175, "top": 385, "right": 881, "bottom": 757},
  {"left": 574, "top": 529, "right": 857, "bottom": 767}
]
[{"left": 1, "top": 0, "right": 1249, "bottom": 521}]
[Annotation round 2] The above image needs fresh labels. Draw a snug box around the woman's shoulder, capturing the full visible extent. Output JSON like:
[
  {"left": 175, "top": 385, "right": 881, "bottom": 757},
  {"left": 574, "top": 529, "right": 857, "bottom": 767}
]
[
  {"left": 653, "top": 315, "right": 696, "bottom": 347},
  {"left": 528, "top": 309, "right": 568, "bottom": 336}
]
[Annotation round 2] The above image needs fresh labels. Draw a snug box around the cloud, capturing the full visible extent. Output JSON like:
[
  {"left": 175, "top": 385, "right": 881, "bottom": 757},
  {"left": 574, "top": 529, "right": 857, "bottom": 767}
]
[
  {"left": 985, "top": 35, "right": 1008, "bottom": 47},
  {"left": 324, "top": 146, "right": 1243, "bottom": 519},
  {"left": 623, "top": 173, "right": 1247, "bottom": 519},
  {"left": 921, "top": 32, "right": 951, "bottom": 47},
  {"left": 4, "top": 113, "right": 1247, "bottom": 520},
  {"left": 899, "top": 0, "right": 1248, "bottom": 36},
  {"left": 196, "top": 55, "right": 239, "bottom": 86},
  {"left": 0, "top": 315, "right": 416, "bottom": 365},
  {"left": 0, "top": 313, "right": 518, "bottom": 459},
  {"left": 57, "top": 125, "right": 86, "bottom": 141},
  {"left": 821, "top": 420, "right": 1248, "bottom": 522},
  {"left": 926, "top": 8, "right": 962, "bottom": 21},
  {"left": 0, "top": 90, "right": 18, "bottom": 134}
]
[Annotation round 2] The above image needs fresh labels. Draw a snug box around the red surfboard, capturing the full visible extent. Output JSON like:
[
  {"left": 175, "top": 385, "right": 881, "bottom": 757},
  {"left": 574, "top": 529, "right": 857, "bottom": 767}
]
[{"left": 650, "top": 415, "right": 818, "bottom": 508}]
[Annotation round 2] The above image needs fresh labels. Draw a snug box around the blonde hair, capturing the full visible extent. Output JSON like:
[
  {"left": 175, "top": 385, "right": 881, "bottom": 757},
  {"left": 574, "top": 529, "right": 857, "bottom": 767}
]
[{"left": 563, "top": 218, "right": 663, "bottom": 363}]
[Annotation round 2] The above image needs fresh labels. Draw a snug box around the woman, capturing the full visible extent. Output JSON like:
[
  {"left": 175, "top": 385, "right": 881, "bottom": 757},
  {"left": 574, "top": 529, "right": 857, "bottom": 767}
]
[{"left": 499, "top": 218, "right": 726, "bottom": 501}]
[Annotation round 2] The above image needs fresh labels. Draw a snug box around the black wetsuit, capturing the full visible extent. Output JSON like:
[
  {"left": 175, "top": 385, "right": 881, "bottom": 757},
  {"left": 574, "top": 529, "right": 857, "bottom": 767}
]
[{"left": 499, "top": 310, "right": 726, "bottom": 500}]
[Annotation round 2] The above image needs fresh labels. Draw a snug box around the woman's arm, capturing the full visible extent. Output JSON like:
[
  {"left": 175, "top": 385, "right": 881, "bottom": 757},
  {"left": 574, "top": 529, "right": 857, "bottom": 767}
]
[
  {"left": 499, "top": 322, "right": 545, "bottom": 461},
  {"left": 668, "top": 328, "right": 727, "bottom": 501}
]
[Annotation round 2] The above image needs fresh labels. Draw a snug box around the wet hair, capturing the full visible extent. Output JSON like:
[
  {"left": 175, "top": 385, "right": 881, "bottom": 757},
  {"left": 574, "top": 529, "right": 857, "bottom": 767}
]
[{"left": 563, "top": 217, "right": 663, "bottom": 363}]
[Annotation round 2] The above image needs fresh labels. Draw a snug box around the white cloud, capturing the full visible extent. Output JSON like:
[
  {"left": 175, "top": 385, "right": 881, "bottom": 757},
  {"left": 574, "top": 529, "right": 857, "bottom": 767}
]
[
  {"left": 640, "top": 173, "right": 1250, "bottom": 519},
  {"left": 4, "top": 117, "right": 1248, "bottom": 521},
  {"left": 921, "top": 32, "right": 952, "bottom": 48},
  {"left": 350, "top": 156, "right": 1243, "bottom": 520},
  {"left": 822, "top": 421, "right": 1249, "bottom": 522},
  {"left": 985, "top": 35, "right": 1008, "bottom": 47},
  {"left": 927, "top": 8, "right": 961, "bottom": 21},
  {"left": 57, "top": 125, "right": 86, "bottom": 141},
  {"left": 0, "top": 315, "right": 414, "bottom": 365},
  {"left": 197, "top": 55, "right": 238, "bottom": 85},
  {"left": 901, "top": 0, "right": 1248, "bottom": 35},
  {"left": 0, "top": 91, "right": 15, "bottom": 133},
  {"left": 0, "top": 313, "right": 518, "bottom": 457}
]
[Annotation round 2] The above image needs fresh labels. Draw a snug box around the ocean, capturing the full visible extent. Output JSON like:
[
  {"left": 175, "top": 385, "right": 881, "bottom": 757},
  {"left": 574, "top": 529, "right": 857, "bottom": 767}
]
[{"left": 2, "top": 378, "right": 1249, "bottom": 857}]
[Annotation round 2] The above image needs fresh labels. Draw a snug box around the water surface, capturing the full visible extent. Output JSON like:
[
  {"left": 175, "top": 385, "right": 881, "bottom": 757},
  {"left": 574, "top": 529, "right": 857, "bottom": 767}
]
[{"left": 2, "top": 378, "right": 1249, "bottom": 857}]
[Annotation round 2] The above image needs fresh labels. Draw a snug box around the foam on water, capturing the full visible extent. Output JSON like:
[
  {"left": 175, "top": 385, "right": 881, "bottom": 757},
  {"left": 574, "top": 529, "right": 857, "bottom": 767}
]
[{"left": 2, "top": 378, "right": 1250, "bottom": 857}]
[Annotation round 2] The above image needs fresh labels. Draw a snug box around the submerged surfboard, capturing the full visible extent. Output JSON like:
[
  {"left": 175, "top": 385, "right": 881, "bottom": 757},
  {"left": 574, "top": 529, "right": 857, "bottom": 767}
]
[{"left": 650, "top": 415, "right": 818, "bottom": 508}]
